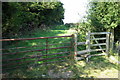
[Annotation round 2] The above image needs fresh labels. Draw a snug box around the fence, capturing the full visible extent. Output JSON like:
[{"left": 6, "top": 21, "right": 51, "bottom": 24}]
[
  {"left": 74, "top": 31, "right": 111, "bottom": 61},
  {"left": 1, "top": 35, "right": 74, "bottom": 71}
]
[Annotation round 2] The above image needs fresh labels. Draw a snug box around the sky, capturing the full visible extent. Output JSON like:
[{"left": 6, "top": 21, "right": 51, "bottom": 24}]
[{"left": 60, "top": 0, "right": 89, "bottom": 23}]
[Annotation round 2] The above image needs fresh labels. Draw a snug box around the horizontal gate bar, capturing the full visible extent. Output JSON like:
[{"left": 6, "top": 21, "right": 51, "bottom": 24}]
[
  {"left": 0, "top": 42, "right": 71, "bottom": 51},
  {"left": 77, "top": 42, "right": 86, "bottom": 45},
  {"left": 90, "top": 43, "right": 106, "bottom": 46},
  {"left": 2, "top": 46, "right": 71, "bottom": 55},
  {"left": 77, "top": 50, "right": 89, "bottom": 55},
  {"left": 90, "top": 49, "right": 106, "bottom": 52},
  {"left": 2, "top": 54, "right": 72, "bottom": 67},
  {"left": 0, "top": 35, "right": 72, "bottom": 41},
  {"left": 3, "top": 51, "right": 70, "bottom": 62},
  {"left": 90, "top": 37, "right": 106, "bottom": 40},
  {"left": 76, "top": 53, "right": 107, "bottom": 61},
  {"left": 89, "top": 53, "right": 107, "bottom": 57},
  {"left": 90, "top": 32, "right": 110, "bottom": 35},
  {"left": 77, "top": 49, "right": 106, "bottom": 55}
]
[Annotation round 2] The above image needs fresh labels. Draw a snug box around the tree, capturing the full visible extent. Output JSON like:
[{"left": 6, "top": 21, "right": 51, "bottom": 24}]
[
  {"left": 2, "top": 2, "right": 64, "bottom": 38},
  {"left": 87, "top": 2, "right": 120, "bottom": 31}
]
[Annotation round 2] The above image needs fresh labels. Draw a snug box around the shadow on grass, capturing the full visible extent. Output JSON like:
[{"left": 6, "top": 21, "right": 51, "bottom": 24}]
[
  {"left": 89, "top": 56, "right": 118, "bottom": 69},
  {"left": 2, "top": 55, "right": 118, "bottom": 78},
  {"left": 73, "top": 56, "right": 118, "bottom": 78}
]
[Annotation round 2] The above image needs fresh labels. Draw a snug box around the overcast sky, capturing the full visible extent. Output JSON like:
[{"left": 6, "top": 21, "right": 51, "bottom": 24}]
[{"left": 60, "top": 0, "right": 89, "bottom": 23}]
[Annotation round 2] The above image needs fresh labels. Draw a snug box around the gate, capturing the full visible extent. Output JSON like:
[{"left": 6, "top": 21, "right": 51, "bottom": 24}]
[
  {"left": 1, "top": 35, "right": 74, "bottom": 71},
  {"left": 0, "top": 31, "right": 111, "bottom": 71},
  {"left": 74, "top": 31, "right": 111, "bottom": 61}
]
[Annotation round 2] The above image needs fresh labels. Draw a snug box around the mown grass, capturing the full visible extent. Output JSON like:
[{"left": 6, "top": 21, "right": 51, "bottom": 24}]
[{"left": 2, "top": 25, "right": 119, "bottom": 78}]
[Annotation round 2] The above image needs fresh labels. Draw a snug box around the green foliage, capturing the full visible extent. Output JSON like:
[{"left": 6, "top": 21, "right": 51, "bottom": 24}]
[
  {"left": 87, "top": 2, "right": 120, "bottom": 31},
  {"left": 2, "top": 2, "right": 64, "bottom": 38},
  {"left": 76, "top": 2, "right": 120, "bottom": 42}
]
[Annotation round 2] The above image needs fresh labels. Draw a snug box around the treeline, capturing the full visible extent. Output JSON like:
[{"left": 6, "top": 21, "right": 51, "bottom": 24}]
[{"left": 2, "top": 2, "right": 64, "bottom": 38}]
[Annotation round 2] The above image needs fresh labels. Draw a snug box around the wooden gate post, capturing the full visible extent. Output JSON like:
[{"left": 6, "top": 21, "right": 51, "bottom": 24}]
[
  {"left": 110, "top": 29, "right": 114, "bottom": 52},
  {"left": 106, "top": 33, "right": 110, "bottom": 57},
  {"left": 73, "top": 34, "right": 77, "bottom": 60},
  {"left": 86, "top": 31, "right": 91, "bottom": 53}
]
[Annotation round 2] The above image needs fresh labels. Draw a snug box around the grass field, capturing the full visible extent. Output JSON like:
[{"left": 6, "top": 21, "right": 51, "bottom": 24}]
[{"left": 2, "top": 25, "right": 119, "bottom": 78}]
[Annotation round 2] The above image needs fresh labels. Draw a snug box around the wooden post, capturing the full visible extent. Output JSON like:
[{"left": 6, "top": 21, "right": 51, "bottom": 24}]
[
  {"left": 110, "top": 29, "right": 114, "bottom": 52},
  {"left": 73, "top": 34, "right": 77, "bottom": 60},
  {"left": 106, "top": 33, "right": 110, "bottom": 57},
  {"left": 70, "top": 35, "right": 74, "bottom": 60},
  {"left": 86, "top": 31, "right": 91, "bottom": 62},
  {"left": 86, "top": 31, "right": 91, "bottom": 53}
]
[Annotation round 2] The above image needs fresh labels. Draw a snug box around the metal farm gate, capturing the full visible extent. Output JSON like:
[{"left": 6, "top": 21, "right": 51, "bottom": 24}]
[{"left": 1, "top": 35, "right": 74, "bottom": 71}]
